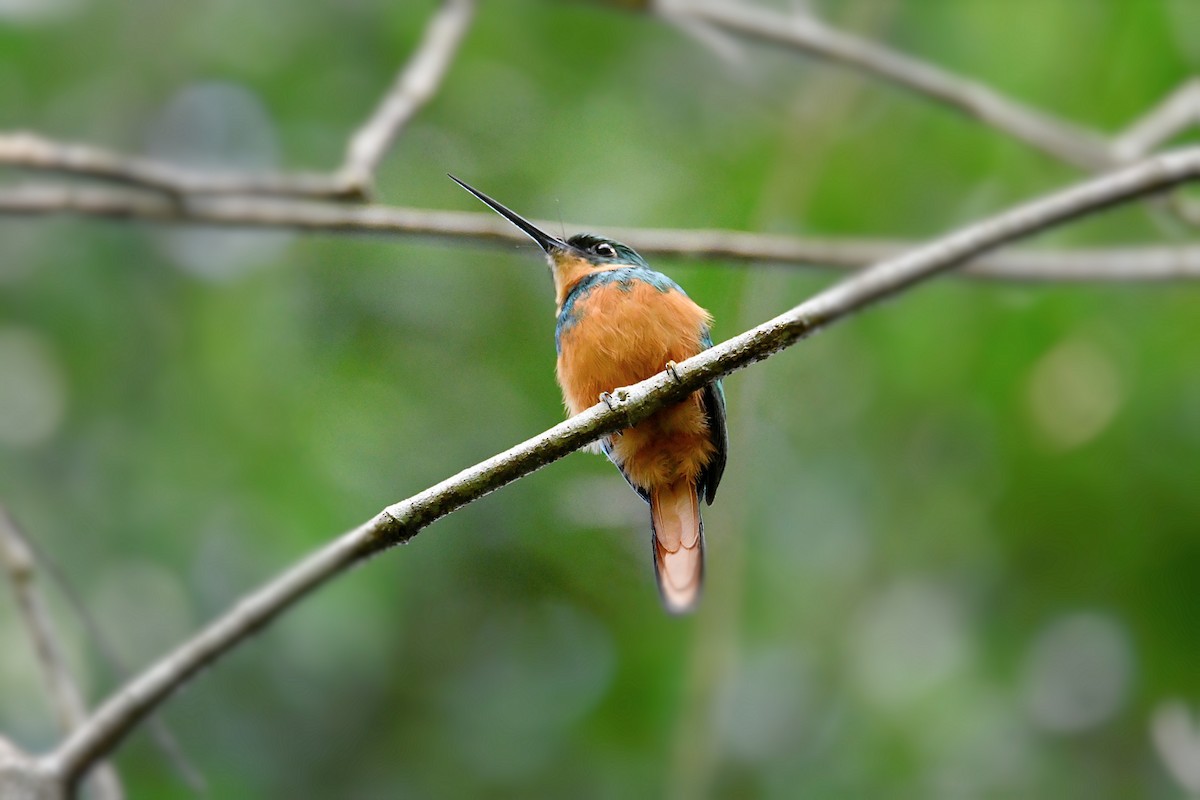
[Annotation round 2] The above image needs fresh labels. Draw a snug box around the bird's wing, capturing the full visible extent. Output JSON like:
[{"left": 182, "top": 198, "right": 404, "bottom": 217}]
[
  {"left": 698, "top": 329, "right": 728, "bottom": 505},
  {"left": 602, "top": 438, "right": 651, "bottom": 504}
]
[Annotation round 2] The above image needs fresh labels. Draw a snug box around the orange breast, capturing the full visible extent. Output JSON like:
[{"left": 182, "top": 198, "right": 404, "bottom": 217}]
[{"left": 556, "top": 275, "right": 715, "bottom": 491}]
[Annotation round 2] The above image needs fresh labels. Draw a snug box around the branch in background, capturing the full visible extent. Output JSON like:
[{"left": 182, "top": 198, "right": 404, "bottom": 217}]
[
  {"left": 1114, "top": 79, "right": 1200, "bottom": 160},
  {"left": 21, "top": 535, "right": 207, "bottom": 795},
  {"left": 1112, "top": 78, "right": 1200, "bottom": 225},
  {"left": 0, "top": 132, "right": 353, "bottom": 200},
  {"left": 36, "top": 146, "right": 1200, "bottom": 791},
  {"left": 1152, "top": 700, "right": 1200, "bottom": 795},
  {"left": 0, "top": 0, "right": 475, "bottom": 202},
  {"left": 338, "top": 0, "right": 476, "bottom": 195},
  {"left": 0, "top": 736, "right": 56, "bottom": 800},
  {"left": 2, "top": 0, "right": 1197, "bottom": 251},
  {"left": 660, "top": 0, "right": 1114, "bottom": 169},
  {"left": 3, "top": 0, "right": 1194, "bottom": 202},
  {"left": 656, "top": 0, "right": 1200, "bottom": 229},
  {"left": 0, "top": 505, "right": 124, "bottom": 800},
  {"left": 658, "top": 2, "right": 1200, "bottom": 179},
  {"left": 1, "top": 182, "right": 1198, "bottom": 281},
  {"left": 2, "top": 0, "right": 1195, "bottom": 265}
]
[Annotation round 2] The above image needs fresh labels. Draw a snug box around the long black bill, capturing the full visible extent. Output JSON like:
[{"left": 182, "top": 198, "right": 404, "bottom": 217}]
[{"left": 449, "top": 174, "right": 568, "bottom": 254}]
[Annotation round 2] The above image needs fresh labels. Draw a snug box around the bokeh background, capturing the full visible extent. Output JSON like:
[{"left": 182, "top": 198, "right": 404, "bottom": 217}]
[{"left": 2, "top": 0, "right": 1200, "bottom": 796}]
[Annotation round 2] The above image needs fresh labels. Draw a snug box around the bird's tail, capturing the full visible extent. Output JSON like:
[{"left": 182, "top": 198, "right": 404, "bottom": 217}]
[{"left": 650, "top": 479, "right": 704, "bottom": 614}]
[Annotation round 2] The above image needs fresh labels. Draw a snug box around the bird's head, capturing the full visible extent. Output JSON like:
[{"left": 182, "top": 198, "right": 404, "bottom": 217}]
[{"left": 451, "top": 175, "right": 648, "bottom": 307}]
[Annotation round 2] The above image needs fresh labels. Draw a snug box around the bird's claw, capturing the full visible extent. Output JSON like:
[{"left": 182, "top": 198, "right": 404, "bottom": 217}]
[
  {"left": 600, "top": 391, "right": 624, "bottom": 435},
  {"left": 665, "top": 360, "right": 683, "bottom": 383}
]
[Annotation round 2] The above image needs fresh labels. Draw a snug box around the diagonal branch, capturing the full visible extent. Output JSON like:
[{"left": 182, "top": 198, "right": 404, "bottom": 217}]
[
  {"left": 0, "top": 505, "right": 124, "bottom": 800},
  {"left": 1114, "top": 79, "right": 1200, "bottom": 161},
  {"left": 648, "top": 0, "right": 1200, "bottom": 229},
  {"left": 656, "top": 1, "right": 1198, "bottom": 183},
  {"left": 1, "top": 182, "right": 1198, "bottom": 281},
  {"left": 662, "top": 0, "right": 1115, "bottom": 169},
  {"left": 36, "top": 146, "right": 1200, "bottom": 790},
  {"left": 338, "top": 0, "right": 476, "bottom": 195}
]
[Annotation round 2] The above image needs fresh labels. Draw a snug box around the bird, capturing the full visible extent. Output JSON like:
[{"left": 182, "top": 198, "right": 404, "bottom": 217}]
[{"left": 451, "top": 175, "right": 727, "bottom": 614}]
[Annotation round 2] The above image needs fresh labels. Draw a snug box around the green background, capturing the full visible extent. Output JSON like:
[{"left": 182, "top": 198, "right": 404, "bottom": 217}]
[{"left": 2, "top": 0, "right": 1199, "bottom": 796}]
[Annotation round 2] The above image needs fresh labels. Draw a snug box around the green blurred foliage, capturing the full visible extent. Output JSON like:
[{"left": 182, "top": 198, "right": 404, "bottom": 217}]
[{"left": 1, "top": 0, "right": 1199, "bottom": 797}]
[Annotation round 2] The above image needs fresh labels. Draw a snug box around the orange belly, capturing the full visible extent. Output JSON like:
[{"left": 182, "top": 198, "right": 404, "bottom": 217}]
[{"left": 556, "top": 277, "right": 715, "bottom": 491}]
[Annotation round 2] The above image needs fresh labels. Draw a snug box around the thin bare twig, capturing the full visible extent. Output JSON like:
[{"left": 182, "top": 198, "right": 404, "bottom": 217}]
[
  {"left": 0, "top": 182, "right": 1197, "bottom": 281},
  {"left": 338, "top": 0, "right": 476, "bottom": 194},
  {"left": 3, "top": 0, "right": 1197, "bottom": 256},
  {"left": 0, "top": 505, "right": 124, "bottom": 800},
  {"left": 22, "top": 535, "right": 207, "bottom": 795},
  {"left": 35, "top": 146, "right": 1200, "bottom": 791},
  {"left": 2, "top": 0, "right": 1194, "bottom": 222},
  {"left": 0, "top": 132, "right": 354, "bottom": 199},
  {"left": 0, "top": 0, "right": 475, "bottom": 202},
  {"left": 659, "top": 1, "right": 1200, "bottom": 180},
  {"left": 1114, "top": 79, "right": 1200, "bottom": 161},
  {"left": 1115, "top": 79, "right": 1200, "bottom": 226},
  {"left": 655, "top": 0, "right": 1200, "bottom": 231},
  {"left": 0, "top": 511, "right": 88, "bottom": 738},
  {"left": 661, "top": 0, "right": 1114, "bottom": 169}
]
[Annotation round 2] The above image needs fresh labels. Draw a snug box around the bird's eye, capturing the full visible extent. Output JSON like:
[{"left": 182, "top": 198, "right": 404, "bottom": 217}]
[{"left": 594, "top": 243, "right": 617, "bottom": 258}]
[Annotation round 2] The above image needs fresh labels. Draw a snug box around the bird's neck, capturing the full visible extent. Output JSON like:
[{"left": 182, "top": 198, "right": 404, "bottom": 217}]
[{"left": 552, "top": 257, "right": 622, "bottom": 310}]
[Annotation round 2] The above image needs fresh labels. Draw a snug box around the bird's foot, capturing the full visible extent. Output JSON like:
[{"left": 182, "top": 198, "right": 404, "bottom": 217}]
[
  {"left": 665, "top": 360, "right": 683, "bottom": 383},
  {"left": 599, "top": 389, "right": 631, "bottom": 419}
]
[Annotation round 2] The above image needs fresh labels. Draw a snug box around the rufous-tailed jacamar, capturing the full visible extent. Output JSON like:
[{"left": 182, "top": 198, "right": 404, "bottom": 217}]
[{"left": 451, "top": 176, "right": 727, "bottom": 614}]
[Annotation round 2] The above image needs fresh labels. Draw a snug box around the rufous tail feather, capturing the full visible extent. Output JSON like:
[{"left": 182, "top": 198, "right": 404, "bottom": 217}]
[{"left": 650, "top": 479, "right": 704, "bottom": 614}]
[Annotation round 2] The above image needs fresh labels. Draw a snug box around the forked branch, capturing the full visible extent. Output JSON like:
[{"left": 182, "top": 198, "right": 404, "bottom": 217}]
[
  {"left": 661, "top": 0, "right": 1113, "bottom": 169},
  {"left": 0, "top": 506, "right": 123, "bottom": 800},
  {"left": 657, "top": 0, "right": 1200, "bottom": 175},
  {"left": 339, "top": 0, "right": 476, "bottom": 194},
  {"left": 0, "top": 0, "right": 476, "bottom": 201}
]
